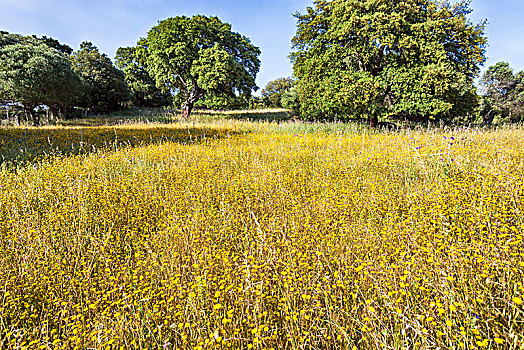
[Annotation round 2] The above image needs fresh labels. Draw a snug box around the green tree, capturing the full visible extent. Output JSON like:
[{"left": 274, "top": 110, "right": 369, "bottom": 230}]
[
  {"left": 480, "top": 62, "right": 524, "bottom": 124},
  {"left": 194, "top": 94, "right": 249, "bottom": 110},
  {"left": 71, "top": 42, "right": 130, "bottom": 112},
  {"left": 35, "top": 35, "right": 73, "bottom": 55},
  {"left": 513, "top": 72, "right": 524, "bottom": 121},
  {"left": 144, "top": 15, "right": 261, "bottom": 117},
  {"left": 0, "top": 41, "right": 85, "bottom": 125},
  {"left": 1, "top": 31, "right": 28, "bottom": 47},
  {"left": 115, "top": 44, "right": 169, "bottom": 107},
  {"left": 261, "top": 77, "right": 295, "bottom": 108},
  {"left": 291, "top": 0, "right": 487, "bottom": 125},
  {"left": 1, "top": 32, "right": 72, "bottom": 54},
  {"left": 281, "top": 86, "right": 301, "bottom": 116}
]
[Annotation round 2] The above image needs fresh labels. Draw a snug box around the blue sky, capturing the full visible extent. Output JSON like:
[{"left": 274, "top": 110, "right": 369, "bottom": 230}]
[{"left": 0, "top": 0, "right": 523, "bottom": 90}]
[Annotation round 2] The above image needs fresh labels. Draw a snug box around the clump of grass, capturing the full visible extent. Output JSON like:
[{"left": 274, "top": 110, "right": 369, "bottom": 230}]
[{"left": 0, "top": 123, "right": 522, "bottom": 349}]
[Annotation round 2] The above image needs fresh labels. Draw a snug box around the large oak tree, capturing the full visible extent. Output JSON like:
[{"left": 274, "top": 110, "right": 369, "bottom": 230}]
[
  {"left": 115, "top": 44, "right": 170, "bottom": 108},
  {"left": 291, "top": 0, "right": 487, "bottom": 125},
  {"left": 143, "top": 15, "right": 261, "bottom": 118}
]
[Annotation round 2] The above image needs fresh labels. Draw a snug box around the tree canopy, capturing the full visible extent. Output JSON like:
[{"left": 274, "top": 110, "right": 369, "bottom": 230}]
[
  {"left": 1, "top": 32, "right": 73, "bottom": 54},
  {"left": 291, "top": 0, "right": 487, "bottom": 125},
  {"left": 115, "top": 45, "right": 169, "bottom": 108},
  {"left": 480, "top": 62, "right": 524, "bottom": 124},
  {"left": 281, "top": 86, "right": 301, "bottom": 116},
  {"left": 35, "top": 35, "right": 73, "bottom": 55},
  {"left": 71, "top": 42, "right": 130, "bottom": 113},
  {"left": 0, "top": 38, "right": 85, "bottom": 125},
  {"left": 143, "top": 15, "right": 261, "bottom": 117},
  {"left": 261, "top": 77, "right": 295, "bottom": 108}
]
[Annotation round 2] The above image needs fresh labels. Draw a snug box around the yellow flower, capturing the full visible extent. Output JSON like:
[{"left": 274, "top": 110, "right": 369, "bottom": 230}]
[
  {"left": 494, "top": 338, "right": 504, "bottom": 344},
  {"left": 513, "top": 297, "right": 522, "bottom": 305},
  {"left": 476, "top": 339, "right": 489, "bottom": 348}
]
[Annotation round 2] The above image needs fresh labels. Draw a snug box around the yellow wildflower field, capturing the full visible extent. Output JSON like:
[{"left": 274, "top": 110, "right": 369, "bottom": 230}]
[{"left": 0, "top": 122, "right": 522, "bottom": 349}]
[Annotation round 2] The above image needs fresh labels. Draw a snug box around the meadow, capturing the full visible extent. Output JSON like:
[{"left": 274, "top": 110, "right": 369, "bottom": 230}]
[{"left": 0, "top": 113, "right": 522, "bottom": 349}]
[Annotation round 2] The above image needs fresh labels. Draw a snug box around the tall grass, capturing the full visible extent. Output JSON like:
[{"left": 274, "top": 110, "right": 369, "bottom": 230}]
[{"left": 0, "top": 121, "right": 522, "bottom": 349}]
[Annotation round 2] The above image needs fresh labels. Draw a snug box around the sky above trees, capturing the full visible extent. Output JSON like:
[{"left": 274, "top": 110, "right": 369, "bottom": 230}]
[{"left": 0, "top": 0, "right": 522, "bottom": 90}]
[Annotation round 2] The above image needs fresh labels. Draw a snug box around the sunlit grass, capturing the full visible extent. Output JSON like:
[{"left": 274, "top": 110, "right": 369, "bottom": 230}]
[
  {"left": 0, "top": 121, "right": 522, "bottom": 349},
  {"left": 0, "top": 121, "right": 244, "bottom": 166}
]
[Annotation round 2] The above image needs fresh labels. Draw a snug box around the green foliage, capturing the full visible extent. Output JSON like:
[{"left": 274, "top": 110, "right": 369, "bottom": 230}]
[
  {"left": 33, "top": 35, "right": 73, "bottom": 55},
  {"left": 291, "top": 0, "right": 487, "bottom": 124},
  {"left": 0, "top": 32, "right": 72, "bottom": 55},
  {"left": 115, "top": 46, "right": 169, "bottom": 107},
  {"left": 480, "top": 62, "right": 524, "bottom": 124},
  {"left": 247, "top": 96, "right": 267, "bottom": 110},
  {"left": 71, "top": 42, "right": 130, "bottom": 113},
  {"left": 261, "top": 77, "right": 295, "bottom": 108},
  {"left": 0, "top": 40, "right": 85, "bottom": 125},
  {"left": 194, "top": 94, "right": 252, "bottom": 110},
  {"left": 0, "top": 31, "right": 33, "bottom": 48},
  {"left": 281, "top": 86, "right": 301, "bottom": 116},
  {"left": 143, "top": 15, "right": 261, "bottom": 117}
]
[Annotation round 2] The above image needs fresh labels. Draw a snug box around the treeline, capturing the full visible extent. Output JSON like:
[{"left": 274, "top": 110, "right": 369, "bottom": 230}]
[
  {"left": 0, "top": 16, "right": 263, "bottom": 126},
  {"left": 1, "top": 0, "right": 523, "bottom": 126}
]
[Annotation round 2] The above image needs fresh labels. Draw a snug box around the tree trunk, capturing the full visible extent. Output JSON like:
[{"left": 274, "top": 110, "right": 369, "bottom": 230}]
[
  {"left": 182, "top": 101, "right": 194, "bottom": 119},
  {"left": 368, "top": 114, "right": 378, "bottom": 128},
  {"left": 181, "top": 85, "right": 204, "bottom": 119},
  {"left": 483, "top": 109, "right": 494, "bottom": 126},
  {"left": 26, "top": 108, "right": 40, "bottom": 126}
]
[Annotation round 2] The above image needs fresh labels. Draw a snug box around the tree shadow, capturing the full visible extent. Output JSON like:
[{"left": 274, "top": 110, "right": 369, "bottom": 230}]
[
  {"left": 192, "top": 109, "right": 292, "bottom": 123},
  {"left": 0, "top": 125, "right": 239, "bottom": 167},
  {"left": 48, "top": 108, "right": 292, "bottom": 126}
]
